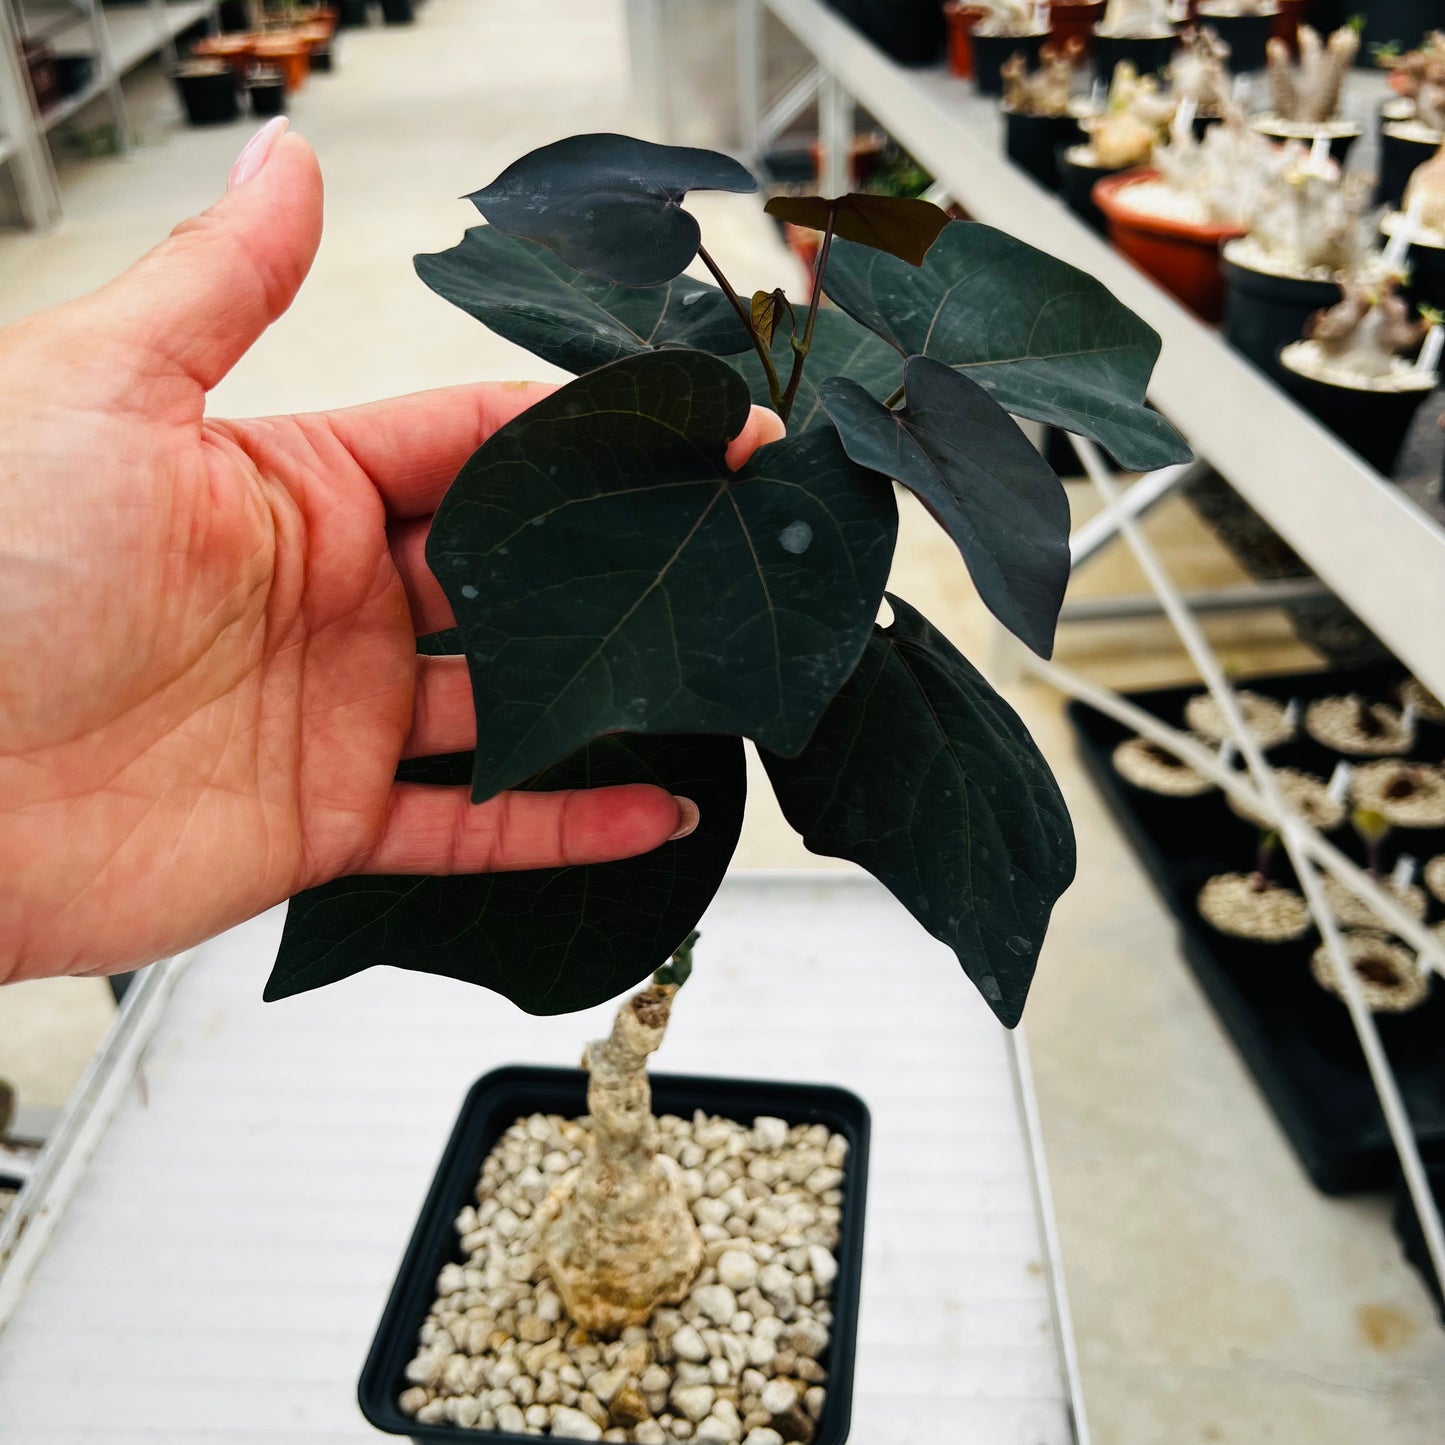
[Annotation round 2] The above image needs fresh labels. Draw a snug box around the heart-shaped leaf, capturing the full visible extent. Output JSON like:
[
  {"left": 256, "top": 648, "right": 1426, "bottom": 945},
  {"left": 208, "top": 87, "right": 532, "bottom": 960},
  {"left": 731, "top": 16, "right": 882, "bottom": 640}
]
[
  {"left": 730, "top": 307, "right": 901, "bottom": 432},
  {"left": 415, "top": 226, "right": 752, "bottom": 374},
  {"left": 428, "top": 349, "right": 898, "bottom": 801},
  {"left": 266, "top": 733, "right": 747, "bottom": 1014},
  {"left": 750, "top": 288, "right": 793, "bottom": 347},
  {"left": 823, "top": 222, "right": 1192, "bottom": 471},
  {"left": 466, "top": 133, "right": 758, "bottom": 286},
  {"left": 765, "top": 193, "right": 950, "bottom": 265},
  {"left": 821, "top": 356, "right": 1069, "bottom": 659},
  {"left": 763, "top": 595, "right": 1075, "bottom": 1027}
]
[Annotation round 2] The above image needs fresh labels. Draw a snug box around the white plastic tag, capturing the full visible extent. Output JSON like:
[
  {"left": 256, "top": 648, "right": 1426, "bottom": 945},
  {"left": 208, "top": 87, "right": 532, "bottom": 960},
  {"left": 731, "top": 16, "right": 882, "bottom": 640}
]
[
  {"left": 1391, "top": 854, "right": 1417, "bottom": 892},
  {"left": 1328, "top": 762, "right": 1353, "bottom": 805}
]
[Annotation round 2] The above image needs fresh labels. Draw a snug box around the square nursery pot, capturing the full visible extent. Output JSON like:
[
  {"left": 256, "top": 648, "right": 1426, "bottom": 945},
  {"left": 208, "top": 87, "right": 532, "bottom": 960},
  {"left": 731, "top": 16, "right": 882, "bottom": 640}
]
[
  {"left": 1358, "top": 0, "right": 1436, "bottom": 53},
  {"left": 1092, "top": 29, "right": 1178, "bottom": 78},
  {"left": 360, "top": 1065, "right": 871, "bottom": 1445},
  {"left": 822, "top": 0, "right": 945, "bottom": 64},
  {"left": 1251, "top": 116, "right": 1360, "bottom": 165},
  {"left": 1004, "top": 108, "right": 1082, "bottom": 189},
  {"left": 173, "top": 60, "right": 240, "bottom": 125},
  {"left": 1376, "top": 120, "right": 1441, "bottom": 211},
  {"left": 1057, "top": 145, "right": 1127, "bottom": 233},
  {"left": 1221, "top": 251, "right": 1341, "bottom": 383},
  {"left": 971, "top": 30, "right": 1046, "bottom": 95},
  {"left": 1196, "top": 8, "right": 1275, "bottom": 70}
]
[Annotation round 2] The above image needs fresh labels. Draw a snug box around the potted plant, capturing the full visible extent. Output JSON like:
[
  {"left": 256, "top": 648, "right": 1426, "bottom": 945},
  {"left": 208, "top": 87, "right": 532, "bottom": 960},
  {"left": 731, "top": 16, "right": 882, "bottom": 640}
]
[
  {"left": 970, "top": 0, "right": 1050, "bottom": 95},
  {"left": 261, "top": 131, "right": 1191, "bottom": 1441},
  {"left": 245, "top": 62, "right": 287, "bottom": 116},
  {"left": 823, "top": 0, "right": 947, "bottom": 65},
  {"left": 1168, "top": 23, "right": 1235, "bottom": 130},
  {"left": 1094, "top": 0, "right": 1180, "bottom": 78},
  {"left": 1221, "top": 157, "right": 1377, "bottom": 379},
  {"left": 1195, "top": 0, "right": 1279, "bottom": 71},
  {"left": 1277, "top": 275, "right": 1438, "bottom": 475},
  {"left": 944, "top": 1, "right": 992, "bottom": 78},
  {"left": 1001, "top": 38, "right": 1088, "bottom": 188},
  {"left": 1050, "top": 0, "right": 1108, "bottom": 58},
  {"left": 1375, "top": 32, "right": 1444, "bottom": 208},
  {"left": 1062, "top": 60, "right": 1175, "bottom": 229},
  {"left": 1253, "top": 25, "right": 1363, "bottom": 161},
  {"left": 1381, "top": 141, "right": 1445, "bottom": 309},
  {"left": 172, "top": 56, "right": 240, "bottom": 125}
]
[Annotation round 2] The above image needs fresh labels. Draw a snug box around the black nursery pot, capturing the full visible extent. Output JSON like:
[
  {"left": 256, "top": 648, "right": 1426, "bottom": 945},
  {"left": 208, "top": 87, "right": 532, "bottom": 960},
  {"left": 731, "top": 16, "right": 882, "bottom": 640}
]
[
  {"left": 359, "top": 1065, "right": 872, "bottom": 1445},
  {"left": 1057, "top": 146, "right": 1126, "bottom": 233},
  {"left": 823, "top": 0, "right": 946, "bottom": 65},
  {"left": 247, "top": 69, "right": 287, "bottom": 117},
  {"left": 1004, "top": 109, "right": 1081, "bottom": 189},
  {"left": 1092, "top": 30, "right": 1177, "bottom": 78},
  {"left": 173, "top": 63, "right": 239, "bottom": 125},
  {"left": 971, "top": 31, "right": 1045, "bottom": 95},
  {"left": 1222, "top": 257, "right": 1341, "bottom": 384},
  {"left": 1376, "top": 123, "right": 1439, "bottom": 211},
  {"left": 52, "top": 53, "right": 94, "bottom": 96},
  {"left": 1198, "top": 11, "right": 1273, "bottom": 70},
  {"left": 380, "top": 0, "right": 414, "bottom": 23},
  {"left": 1278, "top": 358, "right": 1434, "bottom": 477},
  {"left": 337, "top": 0, "right": 370, "bottom": 24},
  {"left": 1359, "top": 0, "right": 1435, "bottom": 52},
  {"left": 1402, "top": 239, "right": 1445, "bottom": 313}
]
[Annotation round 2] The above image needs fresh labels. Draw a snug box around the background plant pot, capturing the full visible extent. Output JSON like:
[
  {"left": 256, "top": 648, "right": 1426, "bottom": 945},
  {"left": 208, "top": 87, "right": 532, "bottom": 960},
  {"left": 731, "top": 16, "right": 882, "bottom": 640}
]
[
  {"left": 1196, "top": 8, "right": 1276, "bottom": 70},
  {"left": 52, "top": 52, "right": 94, "bottom": 96},
  {"left": 1400, "top": 237, "right": 1445, "bottom": 313},
  {"left": 1278, "top": 357, "right": 1435, "bottom": 476},
  {"left": 1357, "top": 0, "right": 1435, "bottom": 52},
  {"left": 1049, "top": 0, "right": 1105, "bottom": 57},
  {"left": 1093, "top": 29, "right": 1178, "bottom": 78},
  {"left": 172, "top": 61, "right": 239, "bottom": 125},
  {"left": 822, "top": 0, "right": 945, "bottom": 64},
  {"left": 246, "top": 68, "right": 287, "bottom": 117},
  {"left": 379, "top": 0, "right": 415, "bottom": 24},
  {"left": 1270, "top": 0, "right": 1308, "bottom": 52},
  {"left": 337, "top": 0, "right": 370, "bottom": 24},
  {"left": 1058, "top": 145, "right": 1126, "bottom": 232},
  {"left": 359, "top": 1065, "right": 871, "bottom": 1445},
  {"left": 252, "top": 34, "right": 310, "bottom": 91},
  {"left": 971, "top": 30, "right": 1046, "bottom": 95},
  {"left": 944, "top": 1, "right": 990, "bottom": 78},
  {"left": 1222, "top": 254, "right": 1341, "bottom": 383},
  {"left": 1094, "top": 168, "right": 1246, "bottom": 321},
  {"left": 1251, "top": 118, "right": 1359, "bottom": 165},
  {"left": 1004, "top": 109, "right": 1082, "bottom": 188},
  {"left": 1376, "top": 122, "right": 1441, "bottom": 211}
]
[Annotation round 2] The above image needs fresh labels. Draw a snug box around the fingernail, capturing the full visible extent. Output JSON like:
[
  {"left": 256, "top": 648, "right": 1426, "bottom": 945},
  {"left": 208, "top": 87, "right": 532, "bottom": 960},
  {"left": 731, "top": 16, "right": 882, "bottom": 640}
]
[
  {"left": 668, "top": 797, "right": 700, "bottom": 841},
  {"left": 228, "top": 116, "right": 289, "bottom": 191}
]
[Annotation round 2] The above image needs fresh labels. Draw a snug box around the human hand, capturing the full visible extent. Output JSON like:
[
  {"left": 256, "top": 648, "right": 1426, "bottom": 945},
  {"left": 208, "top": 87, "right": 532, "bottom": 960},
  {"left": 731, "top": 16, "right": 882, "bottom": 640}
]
[{"left": 0, "top": 120, "right": 783, "bottom": 984}]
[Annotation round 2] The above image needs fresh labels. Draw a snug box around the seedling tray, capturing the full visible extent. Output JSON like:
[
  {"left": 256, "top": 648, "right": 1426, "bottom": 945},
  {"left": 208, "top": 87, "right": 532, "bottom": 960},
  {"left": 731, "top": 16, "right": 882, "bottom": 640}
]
[
  {"left": 1069, "top": 666, "right": 1445, "bottom": 1196},
  {"left": 359, "top": 1065, "right": 871, "bottom": 1444}
]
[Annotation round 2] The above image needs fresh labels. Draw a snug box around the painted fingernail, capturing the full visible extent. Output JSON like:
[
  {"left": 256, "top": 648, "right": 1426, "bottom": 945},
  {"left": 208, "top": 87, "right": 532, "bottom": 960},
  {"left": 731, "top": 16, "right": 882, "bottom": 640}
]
[
  {"left": 228, "top": 116, "right": 289, "bottom": 191},
  {"left": 668, "top": 797, "right": 700, "bottom": 841}
]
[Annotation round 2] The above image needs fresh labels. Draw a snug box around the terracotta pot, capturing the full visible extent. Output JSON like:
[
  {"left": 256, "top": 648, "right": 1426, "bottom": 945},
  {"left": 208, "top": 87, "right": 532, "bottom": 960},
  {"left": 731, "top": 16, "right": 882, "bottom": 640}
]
[
  {"left": 297, "top": 4, "right": 339, "bottom": 38},
  {"left": 1093, "top": 168, "right": 1247, "bottom": 321},
  {"left": 1050, "top": 0, "right": 1105, "bottom": 57},
  {"left": 944, "top": 2, "right": 990, "bottom": 79},
  {"left": 252, "top": 33, "right": 310, "bottom": 92},
  {"left": 192, "top": 31, "right": 257, "bottom": 76},
  {"left": 1271, "top": 0, "right": 1307, "bottom": 52}
]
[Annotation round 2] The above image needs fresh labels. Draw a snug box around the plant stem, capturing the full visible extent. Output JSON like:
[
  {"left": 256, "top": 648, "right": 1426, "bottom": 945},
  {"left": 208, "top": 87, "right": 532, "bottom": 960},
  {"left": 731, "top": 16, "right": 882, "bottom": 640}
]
[
  {"left": 698, "top": 244, "right": 783, "bottom": 413},
  {"left": 779, "top": 205, "right": 839, "bottom": 425}
]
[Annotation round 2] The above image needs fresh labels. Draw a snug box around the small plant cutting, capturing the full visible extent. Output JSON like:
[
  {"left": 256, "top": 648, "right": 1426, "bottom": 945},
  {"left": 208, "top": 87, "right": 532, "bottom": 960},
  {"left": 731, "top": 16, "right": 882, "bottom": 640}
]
[
  {"left": 1256, "top": 24, "right": 1362, "bottom": 153},
  {"left": 262, "top": 132, "right": 1188, "bottom": 1442},
  {"left": 1001, "top": 38, "right": 1089, "bottom": 186}
]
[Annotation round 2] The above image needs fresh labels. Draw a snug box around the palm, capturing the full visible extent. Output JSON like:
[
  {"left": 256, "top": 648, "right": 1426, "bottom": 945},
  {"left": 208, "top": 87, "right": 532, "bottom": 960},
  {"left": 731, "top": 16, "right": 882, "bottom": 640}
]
[{"left": 0, "top": 131, "right": 707, "bottom": 985}]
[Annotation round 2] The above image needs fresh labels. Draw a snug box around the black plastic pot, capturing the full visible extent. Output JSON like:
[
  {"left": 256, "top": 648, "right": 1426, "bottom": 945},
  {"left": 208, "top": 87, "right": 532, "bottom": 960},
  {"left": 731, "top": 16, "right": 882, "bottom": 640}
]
[
  {"left": 1401, "top": 238, "right": 1445, "bottom": 313},
  {"left": 247, "top": 71, "right": 287, "bottom": 117},
  {"left": 359, "top": 1065, "right": 871, "bottom": 1445},
  {"left": 380, "top": 0, "right": 414, "bottom": 23},
  {"left": 1004, "top": 109, "right": 1081, "bottom": 189},
  {"left": 1253, "top": 120, "right": 1359, "bottom": 166},
  {"left": 1057, "top": 145, "right": 1126, "bottom": 233},
  {"left": 823, "top": 0, "right": 946, "bottom": 64},
  {"left": 172, "top": 62, "right": 239, "bottom": 126},
  {"left": 1377, "top": 122, "right": 1441, "bottom": 211},
  {"left": 1359, "top": 0, "right": 1435, "bottom": 52},
  {"left": 1278, "top": 355, "right": 1434, "bottom": 478},
  {"left": 337, "top": 0, "right": 370, "bottom": 24},
  {"left": 1222, "top": 256, "right": 1341, "bottom": 383},
  {"left": 1393, "top": 1165, "right": 1445, "bottom": 1323},
  {"left": 1092, "top": 30, "right": 1178, "bottom": 78},
  {"left": 1196, "top": 10, "right": 1274, "bottom": 70},
  {"left": 971, "top": 30, "right": 1046, "bottom": 95},
  {"left": 309, "top": 41, "right": 335, "bottom": 72},
  {"left": 52, "top": 52, "right": 94, "bottom": 96}
]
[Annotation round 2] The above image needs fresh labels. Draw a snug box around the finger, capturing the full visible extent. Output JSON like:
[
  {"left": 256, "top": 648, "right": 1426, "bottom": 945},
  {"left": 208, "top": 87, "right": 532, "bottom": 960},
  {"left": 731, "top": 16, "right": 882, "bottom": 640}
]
[
  {"left": 73, "top": 123, "right": 323, "bottom": 396},
  {"left": 320, "top": 380, "right": 559, "bottom": 520},
  {"left": 389, "top": 517, "right": 454, "bottom": 634},
  {"left": 725, "top": 405, "right": 787, "bottom": 471},
  {"left": 360, "top": 784, "right": 700, "bottom": 875},
  {"left": 403, "top": 655, "right": 475, "bottom": 759}
]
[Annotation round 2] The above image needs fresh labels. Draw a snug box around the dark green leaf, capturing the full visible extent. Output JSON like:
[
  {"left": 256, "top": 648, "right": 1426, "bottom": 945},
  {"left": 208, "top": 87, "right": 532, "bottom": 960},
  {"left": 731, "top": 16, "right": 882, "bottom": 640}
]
[
  {"left": 428, "top": 350, "right": 898, "bottom": 801},
  {"left": 466, "top": 133, "right": 757, "bottom": 286},
  {"left": 820, "top": 356, "right": 1069, "bottom": 659},
  {"left": 750, "top": 288, "right": 792, "bottom": 347},
  {"left": 730, "top": 307, "right": 901, "bottom": 432},
  {"left": 266, "top": 734, "right": 746, "bottom": 1014},
  {"left": 765, "top": 193, "right": 950, "bottom": 266},
  {"left": 762, "top": 595, "right": 1075, "bottom": 1027},
  {"left": 823, "top": 222, "right": 1192, "bottom": 471},
  {"left": 415, "top": 226, "right": 751, "bottom": 374}
]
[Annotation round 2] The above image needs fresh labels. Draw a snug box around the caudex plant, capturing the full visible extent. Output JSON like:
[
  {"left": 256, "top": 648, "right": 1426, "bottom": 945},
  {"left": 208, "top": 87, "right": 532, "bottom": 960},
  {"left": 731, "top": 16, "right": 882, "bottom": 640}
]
[{"left": 262, "top": 132, "right": 1188, "bottom": 1319}]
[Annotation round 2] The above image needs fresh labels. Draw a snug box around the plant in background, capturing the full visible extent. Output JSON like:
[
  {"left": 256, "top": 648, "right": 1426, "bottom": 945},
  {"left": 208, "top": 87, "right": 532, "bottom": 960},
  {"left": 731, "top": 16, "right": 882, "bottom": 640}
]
[
  {"left": 1002, "top": 38, "right": 1088, "bottom": 115},
  {"left": 1147, "top": 111, "right": 1290, "bottom": 223},
  {"left": 1382, "top": 31, "right": 1445, "bottom": 130},
  {"left": 1264, "top": 25, "right": 1360, "bottom": 125},
  {"left": 974, "top": 0, "right": 1041, "bottom": 38},
  {"left": 1240, "top": 157, "right": 1378, "bottom": 276},
  {"left": 1290, "top": 274, "right": 1427, "bottom": 379},
  {"left": 1403, "top": 141, "right": 1445, "bottom": 233},
  {"left": 1080, "top": 61, "right": 1176, "bottom": 167},
  {"left": 265, "top": 133, "right": 1191, "bottom": 1046},
  {"left": 1098, "top": 0, "right": 1175, "bottom": 39},
  {"left": 1169, "top": 25, "right": 1234, "bottom": 115}
]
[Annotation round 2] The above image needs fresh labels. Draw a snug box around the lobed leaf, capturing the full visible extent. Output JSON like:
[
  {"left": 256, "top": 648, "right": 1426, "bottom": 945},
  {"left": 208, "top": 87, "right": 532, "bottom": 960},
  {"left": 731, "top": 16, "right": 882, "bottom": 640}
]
[
  {"left": 763, "top": 595, "right": 1076, "bottom": 1027},
  {"left": 467, "top": 133, "right": 757, "bottom": 286},
  {"left": 427, "top": 349, "right": 898, "bottom": 801},
  {"left": 821, "top": 357, "right": 1070, "bottom": 659},
  {"left": 823, "top": 222, "right": 1192, "bottom": 471}
]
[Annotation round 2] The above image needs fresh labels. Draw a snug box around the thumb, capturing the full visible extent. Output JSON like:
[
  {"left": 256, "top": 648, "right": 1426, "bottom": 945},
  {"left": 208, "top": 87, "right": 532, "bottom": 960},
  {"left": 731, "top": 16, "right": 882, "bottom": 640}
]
[{"left": 81, "top": 120, "right": 323, "bottom": 395}]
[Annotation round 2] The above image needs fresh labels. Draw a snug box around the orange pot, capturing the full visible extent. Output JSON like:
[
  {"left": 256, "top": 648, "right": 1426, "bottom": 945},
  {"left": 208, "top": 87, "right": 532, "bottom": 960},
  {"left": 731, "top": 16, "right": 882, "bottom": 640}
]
[
  {"left": 297, "top": 5, "right": 339, "bottom": 39},
  {"left": 1271, "top": 0, "right": 1307, "bottom": 54},
  {"left": 1050, "top": 0, "right": 1105, "bottom": 57},
  {"left": 944, "top": 2, "right": 990, "bottom": 80},
  {"left": 1093, "top": 168, "right": 1247, "bottom": 322},
  {"left": 192, "top": 32, "right": 257, "bottom": 75},
  {"left": 253, "top": 33, "right": 310, "bottom": 92}
]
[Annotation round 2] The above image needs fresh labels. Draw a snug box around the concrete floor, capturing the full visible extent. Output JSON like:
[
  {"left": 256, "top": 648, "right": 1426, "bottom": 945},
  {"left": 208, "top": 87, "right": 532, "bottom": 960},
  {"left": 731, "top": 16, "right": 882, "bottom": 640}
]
[{"left": 2, "top": 0, "right": 1443, "bottom": 1439}]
